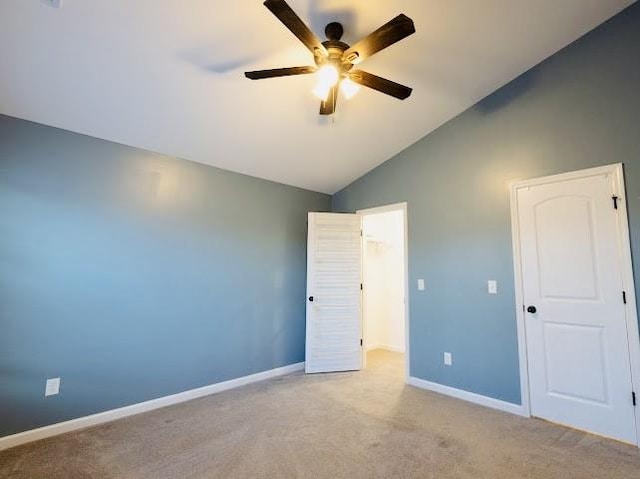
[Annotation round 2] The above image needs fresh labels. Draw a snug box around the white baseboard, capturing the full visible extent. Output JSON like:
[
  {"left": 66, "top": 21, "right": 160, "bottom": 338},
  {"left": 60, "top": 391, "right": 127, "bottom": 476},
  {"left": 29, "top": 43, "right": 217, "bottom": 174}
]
[
  {"left": 0, "top": 362, "right": 304, "bottom": 452},
  {"left": 408, "top": 376, "right": 527, "bottom": 417},
  {"left": 366, "top": 343, "right": 405, "bottom": 353}
]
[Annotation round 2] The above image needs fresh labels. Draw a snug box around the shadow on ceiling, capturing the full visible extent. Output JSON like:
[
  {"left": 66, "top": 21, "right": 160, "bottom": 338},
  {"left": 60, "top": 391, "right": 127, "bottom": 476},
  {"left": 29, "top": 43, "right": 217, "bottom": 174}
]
[{"left": 178, "top": 0, "right": 358, "bottom": 75}]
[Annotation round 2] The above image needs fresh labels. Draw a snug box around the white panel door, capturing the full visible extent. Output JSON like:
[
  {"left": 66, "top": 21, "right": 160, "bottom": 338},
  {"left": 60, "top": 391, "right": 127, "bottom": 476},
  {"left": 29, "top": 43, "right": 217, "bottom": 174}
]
[
  {"left": 517, "top": 173, "right": 637, "bottom": 443},
  {"left": 306, "top": 212, "right": 362, "bottom": 373}
]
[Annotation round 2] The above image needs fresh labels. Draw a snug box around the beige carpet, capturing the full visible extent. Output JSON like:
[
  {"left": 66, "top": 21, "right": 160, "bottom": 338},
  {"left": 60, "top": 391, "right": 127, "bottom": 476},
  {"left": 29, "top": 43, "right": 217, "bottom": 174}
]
[{"left": 1, "top": 350, "right": 639, "bottom": 478}]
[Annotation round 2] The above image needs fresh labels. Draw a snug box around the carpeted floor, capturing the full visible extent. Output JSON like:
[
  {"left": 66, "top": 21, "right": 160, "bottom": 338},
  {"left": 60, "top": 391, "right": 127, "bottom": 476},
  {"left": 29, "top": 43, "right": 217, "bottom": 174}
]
[{"left": 1, "top": 350, "right": 639, "bottom": 478}]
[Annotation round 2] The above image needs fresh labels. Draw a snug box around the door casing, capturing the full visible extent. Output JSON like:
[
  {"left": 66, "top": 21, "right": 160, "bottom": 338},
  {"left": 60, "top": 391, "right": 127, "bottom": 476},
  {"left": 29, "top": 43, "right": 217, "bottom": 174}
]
[{"left": 509, "top": 163, "right": 640, "bottom": 446}]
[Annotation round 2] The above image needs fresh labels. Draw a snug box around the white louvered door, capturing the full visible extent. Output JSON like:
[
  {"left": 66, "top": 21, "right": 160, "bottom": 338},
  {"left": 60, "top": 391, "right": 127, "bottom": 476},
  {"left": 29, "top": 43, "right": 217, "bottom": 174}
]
[{"left": 305, "top": 213, "right": 362, "bottom": 373}]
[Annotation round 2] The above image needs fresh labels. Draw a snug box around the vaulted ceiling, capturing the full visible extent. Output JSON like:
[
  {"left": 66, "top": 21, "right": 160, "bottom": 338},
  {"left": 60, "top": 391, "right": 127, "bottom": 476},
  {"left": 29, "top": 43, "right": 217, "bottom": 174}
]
[{"left": 0, "top": 0, "right": 634, "bottom": 193}]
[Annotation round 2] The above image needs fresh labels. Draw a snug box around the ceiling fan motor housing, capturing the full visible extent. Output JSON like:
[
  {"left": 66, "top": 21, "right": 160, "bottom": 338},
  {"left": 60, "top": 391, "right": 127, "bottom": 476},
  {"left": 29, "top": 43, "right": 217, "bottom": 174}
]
[{"left": 314, "top": 23, "right": 354, "bottom": 74}]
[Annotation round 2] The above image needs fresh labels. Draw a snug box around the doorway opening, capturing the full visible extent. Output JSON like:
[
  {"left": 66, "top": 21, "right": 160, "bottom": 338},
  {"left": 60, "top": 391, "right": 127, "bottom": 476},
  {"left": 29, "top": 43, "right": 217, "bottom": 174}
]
[{"left": 359, "top": 203, "right": 409, "bottom": 378}]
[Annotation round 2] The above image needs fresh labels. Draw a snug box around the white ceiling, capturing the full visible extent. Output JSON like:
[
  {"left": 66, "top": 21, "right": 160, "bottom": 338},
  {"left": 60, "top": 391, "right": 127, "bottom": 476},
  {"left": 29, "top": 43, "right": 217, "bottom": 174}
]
[{"left": 0, "top": 0, "right": 634, "bottom": 193}]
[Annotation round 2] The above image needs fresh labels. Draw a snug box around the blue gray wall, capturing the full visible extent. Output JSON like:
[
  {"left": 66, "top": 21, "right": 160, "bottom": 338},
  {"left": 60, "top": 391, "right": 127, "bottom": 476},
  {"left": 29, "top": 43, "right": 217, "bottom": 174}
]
[
  {"left": 0, "top": 115, "right": 329, "bottom": 438},
  {"left": 333, "top": 4, "right": 640, "bottom": 404}
]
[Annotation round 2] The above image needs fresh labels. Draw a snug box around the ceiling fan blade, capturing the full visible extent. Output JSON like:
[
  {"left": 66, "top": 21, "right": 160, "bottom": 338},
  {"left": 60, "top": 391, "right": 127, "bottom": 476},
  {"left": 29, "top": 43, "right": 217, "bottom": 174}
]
[
  {"left": 263, "top": 0, "right": 328, "bottom": 58},
  {"left": 349, "top": 70, "right": 412, "bottom": 100},
  {"left": 245, "top": 66, "right": 317, "bottom": 80},
  {"left": 319, "top": 85, "right": 338, "bottom": 115},
  {"left": 342, "top": 14, "right": 415, "bottom": 64}
]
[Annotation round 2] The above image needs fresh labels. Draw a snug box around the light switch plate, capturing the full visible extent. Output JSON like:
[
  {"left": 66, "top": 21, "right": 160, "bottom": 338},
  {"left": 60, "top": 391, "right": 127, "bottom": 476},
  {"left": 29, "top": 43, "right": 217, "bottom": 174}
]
[
  {"left": 488, "top": 280, "right": 497, "bottom": 294},
  {"left": 417, "top": 279, "right": 425, "bottom": 291},
  {"left": 444, "top": 352, "right": 452, "bottom": 366},
  {"left": 45, "top": 377, "right": 60, "bottom": 397}
]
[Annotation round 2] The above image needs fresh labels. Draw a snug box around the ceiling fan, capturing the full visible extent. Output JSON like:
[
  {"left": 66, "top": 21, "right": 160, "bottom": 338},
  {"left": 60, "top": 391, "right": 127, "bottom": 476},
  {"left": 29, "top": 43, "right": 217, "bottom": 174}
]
[{"left": 245, "top": 0, "right": 416, "bottom": 115}]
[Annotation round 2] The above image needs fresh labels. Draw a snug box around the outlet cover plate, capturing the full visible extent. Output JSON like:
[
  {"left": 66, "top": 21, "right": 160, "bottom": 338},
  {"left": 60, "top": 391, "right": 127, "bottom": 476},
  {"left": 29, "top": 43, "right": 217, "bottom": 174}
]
[{"left": 444, "top": 352, "right": 452, "bottom": 366}]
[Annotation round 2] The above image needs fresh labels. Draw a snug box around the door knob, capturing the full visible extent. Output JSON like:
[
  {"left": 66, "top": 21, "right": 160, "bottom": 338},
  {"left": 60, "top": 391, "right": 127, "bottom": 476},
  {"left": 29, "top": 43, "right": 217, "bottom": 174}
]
[
  {"left": 308, "top": 296, "right": 314, "bottom": 302},
  {"left": 527, "top": 305, "right": 537, "bottom": 314}
]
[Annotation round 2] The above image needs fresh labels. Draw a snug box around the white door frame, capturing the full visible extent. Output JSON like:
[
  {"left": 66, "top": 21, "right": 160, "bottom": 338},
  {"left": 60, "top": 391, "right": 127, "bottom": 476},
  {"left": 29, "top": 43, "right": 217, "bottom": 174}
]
[
  {"left": 509, "top": 163, "right": 640, "bottom": 445},
  {"left": 357, "top": 202, "right": 410, "bottom": 382}
]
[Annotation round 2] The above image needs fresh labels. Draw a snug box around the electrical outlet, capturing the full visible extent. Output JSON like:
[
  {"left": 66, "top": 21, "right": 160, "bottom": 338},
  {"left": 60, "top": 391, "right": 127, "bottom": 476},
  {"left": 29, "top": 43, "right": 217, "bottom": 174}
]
[
  {"left": 45, "top": 377, "right": 60, "bottom": 397},
  {"left": 444, "top": 352, "right": 452, "bottom": 366},
  {"left": 488, "top": 280, "right": 497, "bottom": 294},
  {"left": 41, "top": 0, "right": 63, "bottom": 8},
  {"left": 417, "top": 279, "right": 425, "bottom": 291}
]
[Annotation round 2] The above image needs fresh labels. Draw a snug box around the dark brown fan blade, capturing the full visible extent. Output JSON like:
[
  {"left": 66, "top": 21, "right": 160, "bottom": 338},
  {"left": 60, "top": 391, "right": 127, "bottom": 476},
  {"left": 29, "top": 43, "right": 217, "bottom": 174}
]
[
  {"left": 263, "top": 0, "right": 328, "bottom": 58},
  {"left": 349, "top": 70, "right": 412, "bottom": 100},
  {"left": 342, "top": 14, "right": 415, "bottom": 64},
  {"left": 245, "top": 66, "right": 316, "bottom": 80},
  {"left": 319, "top": 85, "right": 338, "bottom": 115}
]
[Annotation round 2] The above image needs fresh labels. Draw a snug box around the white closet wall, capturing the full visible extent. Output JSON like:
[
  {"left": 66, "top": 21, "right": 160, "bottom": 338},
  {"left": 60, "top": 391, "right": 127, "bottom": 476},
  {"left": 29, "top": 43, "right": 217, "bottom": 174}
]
[{"left": 363, "top": 210, "right": 405, "bottom": 353}]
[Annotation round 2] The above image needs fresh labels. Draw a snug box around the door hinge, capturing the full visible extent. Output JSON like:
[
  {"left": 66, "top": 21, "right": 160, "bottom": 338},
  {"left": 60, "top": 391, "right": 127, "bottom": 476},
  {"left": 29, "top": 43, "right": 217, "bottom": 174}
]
[
  {"left": 623, "top": 291, "right": 627, "bottom": 304},
  {"left": 360, "top": 339, "right": 363, "bottom": 347},
  {"left": 633, "top": 391, "right": 637, "bottom": 406},
  {"left": 360, "top": 229, "right": 363, "bottom": 237},
  {"left": 612, "top": 196, "right": 619, "bottom": 209},
  {"left": 360, "top": 283, "right": 363, "bottom": 290}
]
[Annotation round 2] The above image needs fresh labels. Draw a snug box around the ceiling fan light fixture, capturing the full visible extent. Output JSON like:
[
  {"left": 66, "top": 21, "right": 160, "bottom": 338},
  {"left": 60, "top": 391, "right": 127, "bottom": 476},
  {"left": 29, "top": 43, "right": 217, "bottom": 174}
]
[
  {"left": 245, "top": 1, "right": 415, "bottom": 115},
  {"left": 312, "top": 83, "right": 331, "bottom": 101},
  {"left": 312, "top": 65, "right": 339, "bottom": 100},
  {"left": 340, "top": 78, "right": 360, "bottom": 99}
]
